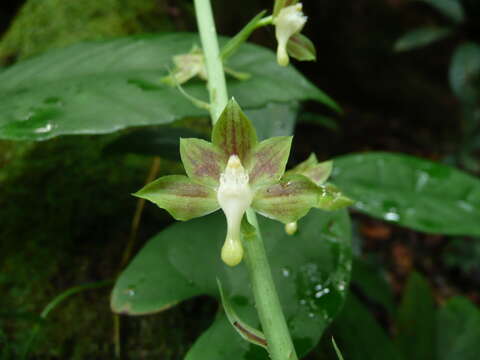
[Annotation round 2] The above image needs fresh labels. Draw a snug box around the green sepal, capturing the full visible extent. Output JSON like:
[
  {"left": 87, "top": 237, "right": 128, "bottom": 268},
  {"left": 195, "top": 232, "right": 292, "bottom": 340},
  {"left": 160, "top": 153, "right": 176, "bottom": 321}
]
[
  {"left": 247, "top": 136, "right": 292, "bottom": 187},
  {"left": 212, "top": 99, "right": 258, "bottom": 163},
  {"left": 217, "top": 279, "right": 267, "bottom": 349},
  {"left": 287, "top": 33, "right": 317, "bottom": 62},
  {"left": 180, "top": 138, "right": 227, "bottom": 187},
  {"left": 134, "top": 175, "right": 219, "bottom": 221},
  {"left": 287, "top": 153, "right": 332, "bottom": 185},
  {"left": 317, "top": 183, "right": 354, "bottom": 211},
  {"left": 252, "top": 174, "right": 319, "bottom": 223}
]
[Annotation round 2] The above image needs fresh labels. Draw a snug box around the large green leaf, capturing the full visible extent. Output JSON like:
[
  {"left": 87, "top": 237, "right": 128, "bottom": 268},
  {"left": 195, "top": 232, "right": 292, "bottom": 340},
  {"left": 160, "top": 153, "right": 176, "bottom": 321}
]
[
  {"left": 111, "top": 209, "right": 352, "bottom": 359},
  {"left": 395, "top": 272, "right": 435, "bottom": 360},
  {"left": 331, "top": 294, "right": 404, "bottom": 360},
  {"left": 104, "top": 126, "right": 208, "bottom": 161},
  {"left": 437, "top": 296, "right": 480, "bottom": 360},
  {"left": 104, "top": 101, "right": 298, "bottom": 159},
  {"left": 0, "top": 33, "right": 334, "bottom": 141},
  {"left": 332, "top": 152, "right": 480, "bottom": 236},
  {"left": 244, "top": 102, "right": 298, "bottom": 140}
]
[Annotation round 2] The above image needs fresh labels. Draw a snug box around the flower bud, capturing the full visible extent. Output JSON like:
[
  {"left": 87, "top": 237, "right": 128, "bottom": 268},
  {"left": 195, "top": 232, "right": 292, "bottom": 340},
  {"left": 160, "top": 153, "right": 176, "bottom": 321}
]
[
  {"left": 285, "top": 221, "right": 298, "bottom": 235},
  {"left": 274, "top": 3, "right": 307, "bottom": 66}
]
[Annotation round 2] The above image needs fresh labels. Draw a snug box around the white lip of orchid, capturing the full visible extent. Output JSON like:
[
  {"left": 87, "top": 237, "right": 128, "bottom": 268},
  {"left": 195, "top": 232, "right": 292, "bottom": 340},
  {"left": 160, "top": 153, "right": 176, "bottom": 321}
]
[
  {"left": 274, "top": 3, "right": 307, "bottom": 66},
  {"left": 217, "top": 155, "right": 253, "bottom": 266}
]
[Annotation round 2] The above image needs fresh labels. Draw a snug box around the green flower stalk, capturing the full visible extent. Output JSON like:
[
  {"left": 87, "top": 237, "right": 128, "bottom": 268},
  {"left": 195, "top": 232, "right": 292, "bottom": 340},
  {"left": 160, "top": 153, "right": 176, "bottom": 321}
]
[{"left": 135, "top": 99, "right": 348, "bottom": 267}]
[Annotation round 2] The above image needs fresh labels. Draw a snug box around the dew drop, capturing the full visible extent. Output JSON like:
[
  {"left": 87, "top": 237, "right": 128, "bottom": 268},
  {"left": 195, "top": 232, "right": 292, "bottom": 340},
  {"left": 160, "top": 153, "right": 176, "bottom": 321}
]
[
  {"left": 314, "top": 288, "right": 330, "bottom": 298},
  {"left": 124, "top": 288, "right": 136, "bottom": 297},
  {"left": 384, "top": 212, "right": 399, "bottom": 221},
  {"left": 34, "top": 123, "right": 53, "bottom": 134},
  {"left": 457, "top": 200, "right": 474, "bottom": 212}
]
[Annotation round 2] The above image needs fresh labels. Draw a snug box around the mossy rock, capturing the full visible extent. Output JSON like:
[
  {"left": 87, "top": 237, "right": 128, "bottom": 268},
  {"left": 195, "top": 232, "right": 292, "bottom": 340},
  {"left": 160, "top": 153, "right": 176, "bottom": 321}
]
[
  {"left": 0, "top": 133, "right": 213, "bottom": 358},
  {"left": 0, "top": 0, "right": 189, "bottom": 64}
]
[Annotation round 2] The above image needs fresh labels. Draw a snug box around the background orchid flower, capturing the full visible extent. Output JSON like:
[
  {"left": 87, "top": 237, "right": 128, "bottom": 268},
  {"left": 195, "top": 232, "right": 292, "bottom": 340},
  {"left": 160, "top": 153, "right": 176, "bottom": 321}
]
[
  {"left": 286, "top": 153, "right": 354, "bottom": 211},
  {"left": 282, "top": 153, "right": 354, "bottom": 235},
  {"left": 134, "top": 99, "right": 330, "bottom": 267},
  {"left": 273, "top": 1, "right": 317, "bottom": 66},
  {"left": 162, "top": 46, "right": 250, "bottom": 86}
]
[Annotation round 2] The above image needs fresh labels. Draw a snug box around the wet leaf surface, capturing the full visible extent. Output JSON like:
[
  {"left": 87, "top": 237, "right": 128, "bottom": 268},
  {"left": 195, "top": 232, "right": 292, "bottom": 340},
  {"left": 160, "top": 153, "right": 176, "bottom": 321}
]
[
  {"left": 332, "top": 152, "right": 480, "bottom": 236},
  {"left": 111, "top": 209, "right": 352, "bottom": 359},
  {"left": 0, "top": 34, "right": 333, "bottom": 140},
  {"left": 104, "top": 126, "right": 207, "bottom": 161}
]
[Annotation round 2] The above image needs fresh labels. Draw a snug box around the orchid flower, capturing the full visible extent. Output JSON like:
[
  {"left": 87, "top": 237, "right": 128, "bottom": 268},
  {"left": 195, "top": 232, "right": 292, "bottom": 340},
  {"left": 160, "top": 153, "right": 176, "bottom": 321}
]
[
  {"left": 273, "top": 1, "right": 316, "bottom": 66},
  {"left": 135, "top": 100, "right": 350, "bottom": 266},
  {"left": 283, "top": 153, "right": 354, "bottom": 234},
  {"left": 162, "top": 46, "right": 250, "bottom": 86}
]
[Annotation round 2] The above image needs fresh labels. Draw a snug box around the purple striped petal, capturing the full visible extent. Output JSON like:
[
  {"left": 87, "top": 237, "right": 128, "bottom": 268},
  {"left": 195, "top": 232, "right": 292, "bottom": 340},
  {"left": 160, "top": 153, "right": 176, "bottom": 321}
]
[
  {"left": 252, "top": 174, "right": 318, "bottom": 223},
  {"left": 180, "top": 138, "right": 227, "bottom": 187},
  {"left": 134, "top": 175, "right": 219, "bottom": 221},
  {"left": 247, "top": 136, "right": 292, "bottom": 187},
  {"left": 212, "top": 99, "right": 258, "bottom": 162}
]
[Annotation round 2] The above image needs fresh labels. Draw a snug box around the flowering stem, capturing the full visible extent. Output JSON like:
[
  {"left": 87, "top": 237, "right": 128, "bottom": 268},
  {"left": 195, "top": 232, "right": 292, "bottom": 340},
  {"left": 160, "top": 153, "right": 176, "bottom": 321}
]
[
  {"left": 193, "top": 0, "right": 229, "bottom": 123},
  {"left": 194, "top": 3, "right": 298, "bottom": 360},
  {"left": 244, "top": 208, "right": 298, "bottom": 360},
  {"left": 256, "top": 15, "right": 273, "bottom": 28}
]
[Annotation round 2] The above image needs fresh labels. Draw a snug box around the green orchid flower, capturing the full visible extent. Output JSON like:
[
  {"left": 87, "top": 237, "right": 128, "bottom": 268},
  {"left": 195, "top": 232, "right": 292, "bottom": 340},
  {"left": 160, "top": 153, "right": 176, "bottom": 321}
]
[
  {"left": 135, "top": 99, "right": 349, "bottom": 267},
  {"left": 162, "top": 46, "right": 249, "bottom": 86},
  {"left": 273, "top": 1, "right": 317, "bottom": 66},
  {"left": 284, "top": 153, "right": 354, "bottom": 234}
]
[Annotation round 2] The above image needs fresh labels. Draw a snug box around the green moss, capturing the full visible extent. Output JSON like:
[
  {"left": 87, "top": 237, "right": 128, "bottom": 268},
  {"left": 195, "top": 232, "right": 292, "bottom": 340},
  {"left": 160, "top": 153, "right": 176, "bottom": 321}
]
[
  {"left": 0, "top": 133, "right": 218, "bottom": 358},
  {"left": 0, "top": 1, "right": 209, "bottom": 357},
  {"left": 0, "top": 0, "right": 179, "bottom": 64}
]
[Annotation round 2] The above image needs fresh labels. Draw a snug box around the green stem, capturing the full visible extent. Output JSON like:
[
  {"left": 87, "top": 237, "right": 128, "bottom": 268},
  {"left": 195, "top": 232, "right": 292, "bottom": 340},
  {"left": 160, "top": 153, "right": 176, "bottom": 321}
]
[
  {"left": 21, "top": 280, "right": 112, "bottom": 360},
  {"left": 245, "top": 209, "right": 298, "bottom": 360},
  {"left": 193, "top": 0, "right": 229, "bottom": 123},
  {"left": 256, "top": 15, "right": 273, "bottom": 28},
  {"left": 194, "top": 2, "right": 298, "bottom": 360}
]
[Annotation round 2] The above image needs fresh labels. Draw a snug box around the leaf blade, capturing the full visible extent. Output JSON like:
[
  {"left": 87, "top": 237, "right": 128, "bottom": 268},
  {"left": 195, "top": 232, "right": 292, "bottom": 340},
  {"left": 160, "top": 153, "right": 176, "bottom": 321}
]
[
  {"left": 332, "top": 152, "right": 480, "bottom": 236},
  {"left": 111, "top": 209, "right": 352, "bottom": 359},
  {"left": 0, "top": 33, "right": 333, "bottom": 141}
]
